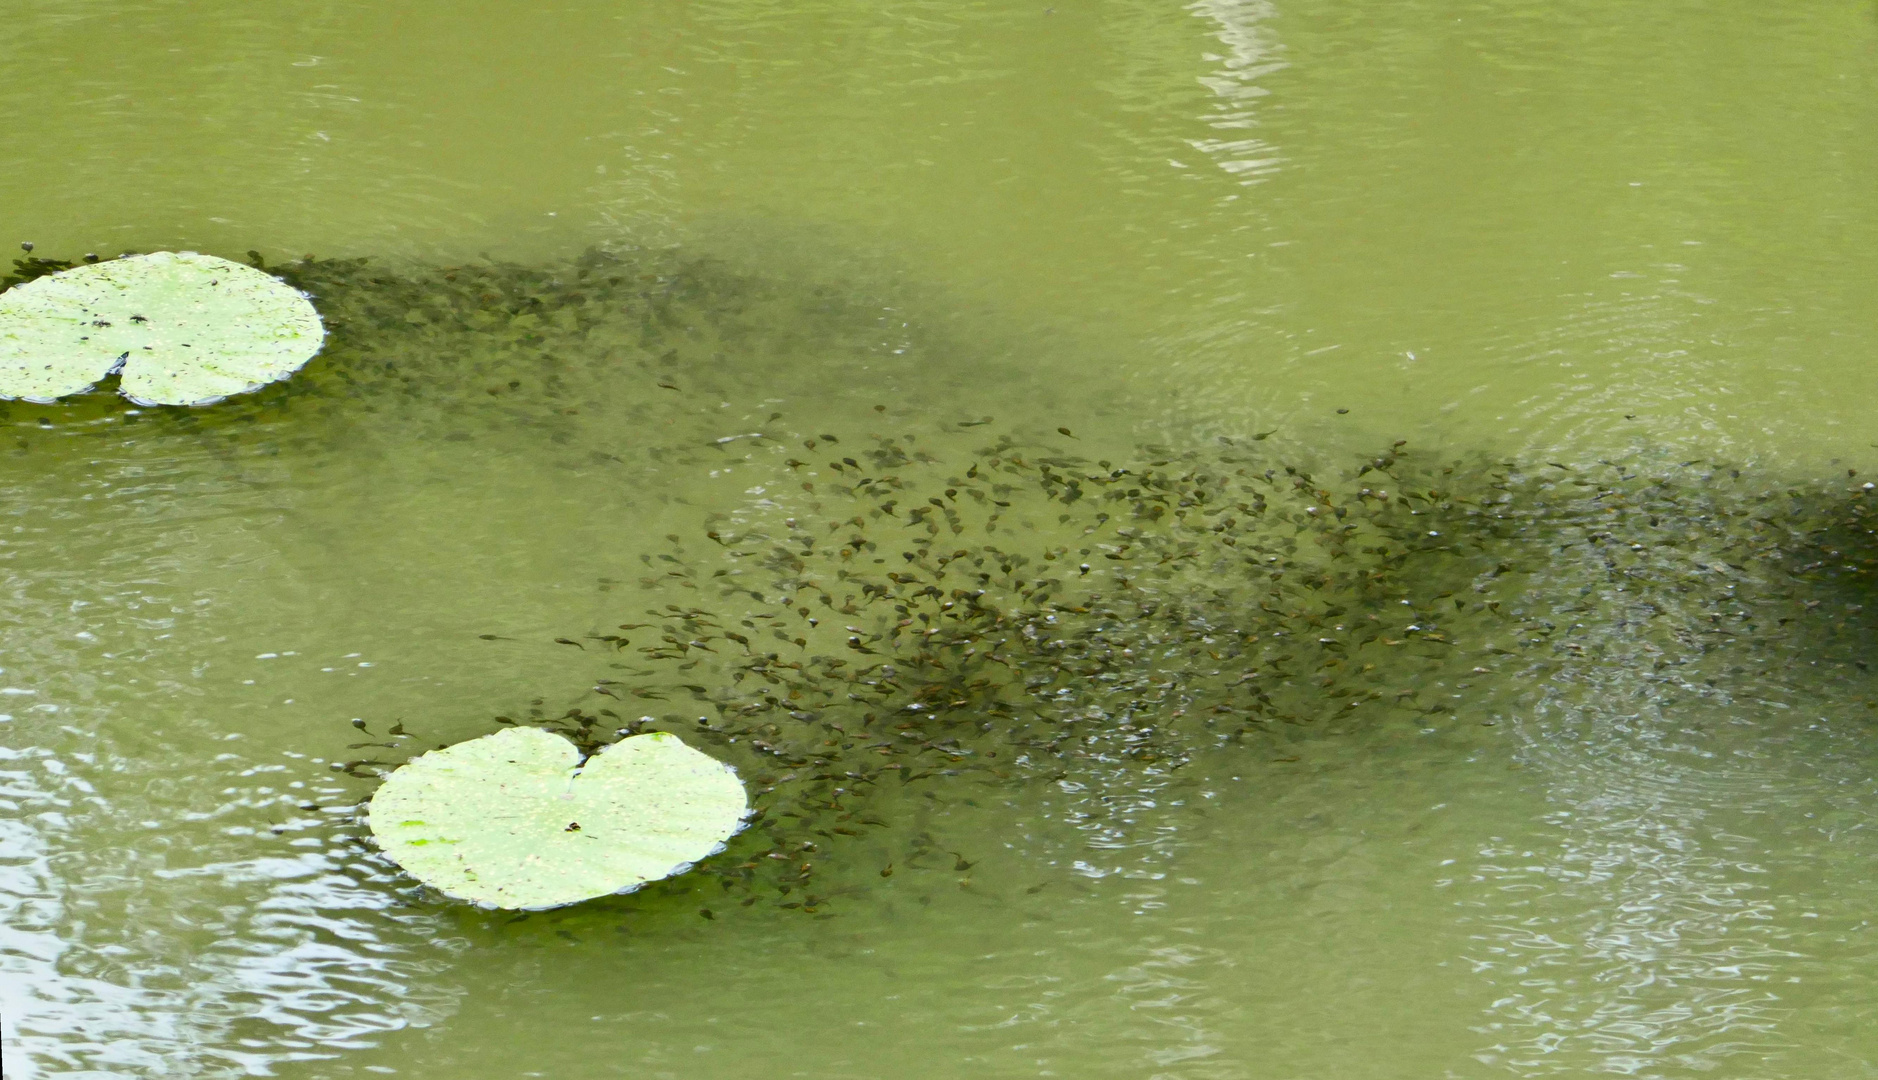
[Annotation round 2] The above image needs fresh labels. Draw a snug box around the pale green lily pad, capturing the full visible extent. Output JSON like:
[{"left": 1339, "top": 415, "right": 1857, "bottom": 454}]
[
  {"left": 368, "top": 727, "right": 749, "bottom": 910},
  {"left": 0, "top": 251, "right": 324, "bottom": 406}
]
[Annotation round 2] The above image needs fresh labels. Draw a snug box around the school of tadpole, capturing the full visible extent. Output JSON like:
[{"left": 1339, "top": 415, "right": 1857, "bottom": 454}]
[
  {"left": 13, "top": 249, "right": 1876, "bottom": 919},
  {"left": 256, "top": 248, "right": 1878, "bottom": 918},
  {"left": 321, "top": 409, "right": 1878, "bottom": 917}
]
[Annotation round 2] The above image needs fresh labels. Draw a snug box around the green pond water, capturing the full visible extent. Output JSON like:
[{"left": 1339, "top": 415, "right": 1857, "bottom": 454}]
[{"left": 5, "top": 1, "right": 1878, "bottom": 1077}]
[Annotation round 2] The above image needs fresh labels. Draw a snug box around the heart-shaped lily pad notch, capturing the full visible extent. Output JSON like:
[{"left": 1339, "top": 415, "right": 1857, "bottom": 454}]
[
  {"left": 368, "top": 727, "right": 749, "bottom": 910},
  {"left": 0, "top": 251, "right": 324, "bottom": 406}
]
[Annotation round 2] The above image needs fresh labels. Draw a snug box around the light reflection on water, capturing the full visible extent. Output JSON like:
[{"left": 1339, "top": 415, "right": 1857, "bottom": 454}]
[
  {"left": 0, "top": 466, "right": 462, "bottom": 1076},
  {"left": 1, "top": 749, "right": 456, "bottom": 1079}
]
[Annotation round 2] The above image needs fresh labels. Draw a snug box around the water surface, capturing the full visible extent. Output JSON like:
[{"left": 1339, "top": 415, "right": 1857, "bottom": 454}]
[{"left": 3, "top": 1, "right": 1878, "bottom": 1077}]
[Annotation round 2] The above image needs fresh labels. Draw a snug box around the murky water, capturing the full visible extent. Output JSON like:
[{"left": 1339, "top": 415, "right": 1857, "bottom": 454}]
[{"left": 4, "top": 1, "right": 1878, "bottom": 1077}]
